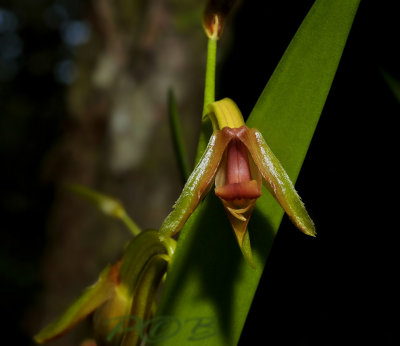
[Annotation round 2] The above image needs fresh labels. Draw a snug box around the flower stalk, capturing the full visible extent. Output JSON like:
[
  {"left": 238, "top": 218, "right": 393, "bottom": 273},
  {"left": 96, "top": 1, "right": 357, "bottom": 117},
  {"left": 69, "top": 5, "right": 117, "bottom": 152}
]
[{"left": 66, "top": 184, "right": 141, "bottom": 236}]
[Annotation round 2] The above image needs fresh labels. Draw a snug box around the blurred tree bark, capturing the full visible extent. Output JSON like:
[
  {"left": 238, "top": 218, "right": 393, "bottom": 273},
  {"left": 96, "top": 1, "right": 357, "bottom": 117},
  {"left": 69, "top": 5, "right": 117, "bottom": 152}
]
[{"left": 33, "top": 0, "right": 211, "bottom": 344}]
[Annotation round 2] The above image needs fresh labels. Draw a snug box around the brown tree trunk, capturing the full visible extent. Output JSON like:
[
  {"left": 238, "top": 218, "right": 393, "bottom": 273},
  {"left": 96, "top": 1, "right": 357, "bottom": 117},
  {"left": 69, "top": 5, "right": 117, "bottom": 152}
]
[{"left": 33, "top": 1, "right": 209, "bottom": 344}]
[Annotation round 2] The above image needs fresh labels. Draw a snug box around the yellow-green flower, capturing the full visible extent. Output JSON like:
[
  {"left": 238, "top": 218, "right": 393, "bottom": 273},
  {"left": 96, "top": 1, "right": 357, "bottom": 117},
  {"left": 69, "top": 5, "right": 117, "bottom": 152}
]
[{"left": 34, "top": 230, "right": 176, "bottom": 345}]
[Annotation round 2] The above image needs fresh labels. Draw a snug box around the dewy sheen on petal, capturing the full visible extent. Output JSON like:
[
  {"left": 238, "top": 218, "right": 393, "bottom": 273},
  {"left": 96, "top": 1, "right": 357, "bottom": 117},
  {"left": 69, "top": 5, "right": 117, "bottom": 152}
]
[
  {"left": 238, "top": 127, "right": 316, "bottom": 237},
  {"left": 159, "top": 129, "right": 232, "bottom": 237},
  {"left": 160, "top": 98, "right": 315, "bottom": 267}
]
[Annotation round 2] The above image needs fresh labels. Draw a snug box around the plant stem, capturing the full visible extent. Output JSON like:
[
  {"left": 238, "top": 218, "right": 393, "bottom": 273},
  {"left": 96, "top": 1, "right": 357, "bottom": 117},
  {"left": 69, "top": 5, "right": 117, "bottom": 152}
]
[
  {"left": 195, "top": 37, "right": 218, "bottom": 164},
  {"left": 120, "top": 212, "right": 141, "bottom": 236},
  {"left": 203, "top": 37, "right": 218, "bottom": 116}
]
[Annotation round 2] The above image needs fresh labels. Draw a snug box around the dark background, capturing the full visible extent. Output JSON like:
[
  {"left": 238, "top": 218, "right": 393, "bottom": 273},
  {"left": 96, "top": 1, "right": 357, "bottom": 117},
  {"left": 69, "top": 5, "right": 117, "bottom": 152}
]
[
  {"left": 234, "top": 1, "right": 398, "bottom": 345},
  {"left": 1, "top": 0, "right": 398, "bottom": 345}
]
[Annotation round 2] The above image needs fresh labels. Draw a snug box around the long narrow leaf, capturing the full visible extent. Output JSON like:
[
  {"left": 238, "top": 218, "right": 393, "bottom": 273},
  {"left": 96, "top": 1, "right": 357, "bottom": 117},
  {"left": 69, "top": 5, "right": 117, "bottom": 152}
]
[
  {"left": 168, "top": 89, "right": 191, "bottom": 182},
  {"left": 155, "top": 1, "right": 360, "bottom": 345}
]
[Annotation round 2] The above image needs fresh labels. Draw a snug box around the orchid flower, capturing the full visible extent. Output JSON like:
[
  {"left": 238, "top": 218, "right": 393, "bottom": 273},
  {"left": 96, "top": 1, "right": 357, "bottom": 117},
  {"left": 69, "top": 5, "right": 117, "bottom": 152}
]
[
  {"left": 34, "top": 191, "right": 176, "bottom": 346},
  {"left": 160, "top": 98, "right": 315, "bottom": 265}
]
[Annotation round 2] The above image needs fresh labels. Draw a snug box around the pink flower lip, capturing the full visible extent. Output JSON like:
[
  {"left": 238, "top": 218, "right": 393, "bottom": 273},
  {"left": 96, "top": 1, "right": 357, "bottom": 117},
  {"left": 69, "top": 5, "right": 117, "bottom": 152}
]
[{"left": 214, "top": 127, "right": 261, "bottom": 201}]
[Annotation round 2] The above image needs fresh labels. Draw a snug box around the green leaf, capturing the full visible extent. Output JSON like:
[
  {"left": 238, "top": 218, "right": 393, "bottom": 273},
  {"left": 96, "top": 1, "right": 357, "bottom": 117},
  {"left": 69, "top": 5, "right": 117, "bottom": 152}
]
[
  {"left": 168, "top": 89, "right": 191, "bottom": 182},
  {"left": 155, "top": 1, "right": 360, "bottom": 345}
]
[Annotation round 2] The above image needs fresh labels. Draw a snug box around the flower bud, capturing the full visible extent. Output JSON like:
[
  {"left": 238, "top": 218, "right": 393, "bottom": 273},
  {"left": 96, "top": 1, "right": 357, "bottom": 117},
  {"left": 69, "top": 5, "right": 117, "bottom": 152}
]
[{"left": 203, "top": 0, "right": 239, "bottom": 39}]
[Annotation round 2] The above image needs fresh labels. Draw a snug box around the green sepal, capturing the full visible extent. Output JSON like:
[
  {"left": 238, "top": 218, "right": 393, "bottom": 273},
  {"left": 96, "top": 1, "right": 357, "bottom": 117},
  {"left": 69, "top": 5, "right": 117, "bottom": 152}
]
[
  {"left": 34, "top": 264, "right": 118, "bottom": 344},
  {"left": 159, "top": 131, "right": 232, "bottom": 237},
  {"left": 239, "top": 128, "right": 316, "bottom": 237}
]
